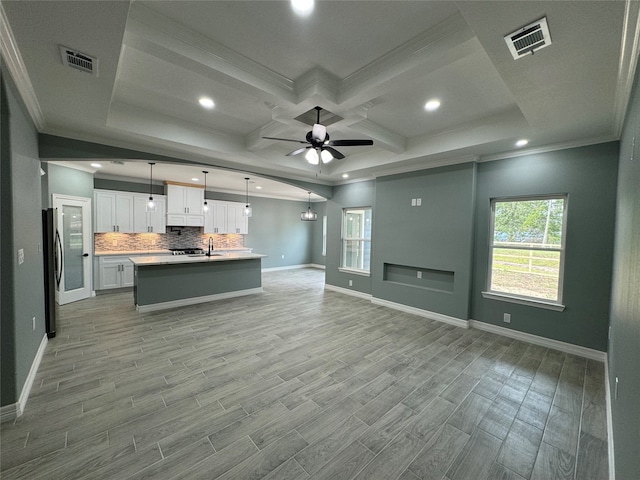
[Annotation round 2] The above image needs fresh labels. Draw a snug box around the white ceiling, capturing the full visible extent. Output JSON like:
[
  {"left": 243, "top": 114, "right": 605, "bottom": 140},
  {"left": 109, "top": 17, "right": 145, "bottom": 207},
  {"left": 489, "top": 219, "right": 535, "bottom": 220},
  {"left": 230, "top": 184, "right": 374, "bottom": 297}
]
[{"left": 2, "top": 1, "right": 639, "bottom": 197}]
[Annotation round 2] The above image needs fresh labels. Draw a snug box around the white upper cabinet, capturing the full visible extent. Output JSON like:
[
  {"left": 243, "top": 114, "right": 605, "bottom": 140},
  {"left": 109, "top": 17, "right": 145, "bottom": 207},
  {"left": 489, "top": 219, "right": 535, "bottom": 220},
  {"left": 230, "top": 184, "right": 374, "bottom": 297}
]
[
  {"left": 165, "top": 183, "right": 204, "bottom": 226},
  {"left": 94, "top": 190, "right": 134, "bottom": 233},
  {"left": 133, "top": 194, "right": 166, "bottom": 233},
  {"left": 203, "top": 201, "right": 248, "bottom": 234}
]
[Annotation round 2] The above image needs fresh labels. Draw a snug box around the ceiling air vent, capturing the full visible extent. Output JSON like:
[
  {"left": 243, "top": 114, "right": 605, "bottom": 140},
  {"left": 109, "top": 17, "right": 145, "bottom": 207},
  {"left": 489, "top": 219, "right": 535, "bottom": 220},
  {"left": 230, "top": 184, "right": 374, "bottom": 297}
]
[
  {"left": 59, "top": 46, "right": 98, "bottom": 75},
  {"left": 504, "top": 17, "right": 552, "bottom": 60}
]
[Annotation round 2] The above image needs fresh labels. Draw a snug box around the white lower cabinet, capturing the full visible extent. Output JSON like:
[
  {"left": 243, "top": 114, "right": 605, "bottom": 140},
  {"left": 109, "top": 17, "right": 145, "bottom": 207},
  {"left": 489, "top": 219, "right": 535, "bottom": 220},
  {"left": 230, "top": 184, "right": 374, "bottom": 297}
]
[{"left": 99, "top": 256, "right": 134, "bottom": 289}]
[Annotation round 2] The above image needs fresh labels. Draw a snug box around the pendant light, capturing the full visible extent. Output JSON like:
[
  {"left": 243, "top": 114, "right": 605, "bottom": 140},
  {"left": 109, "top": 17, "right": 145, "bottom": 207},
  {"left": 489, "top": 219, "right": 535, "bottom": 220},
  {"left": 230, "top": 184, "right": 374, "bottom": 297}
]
[
  {"left": 202, "top": 170, "right": 209, "bottom": 213},
  {"left": 146, "top": 162, "right": 156, "bottom": 212},
  {"left": 243, "top": 177, "right": 252, "bottom": 217},
  {"left": 301, "top": 192, "right": 318, "bottom": 221}
]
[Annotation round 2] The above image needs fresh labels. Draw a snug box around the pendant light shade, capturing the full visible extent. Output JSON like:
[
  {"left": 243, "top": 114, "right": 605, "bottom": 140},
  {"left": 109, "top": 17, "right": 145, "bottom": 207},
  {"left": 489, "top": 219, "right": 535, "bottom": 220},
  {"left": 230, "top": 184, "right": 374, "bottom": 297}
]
[
  {"left": 202, "top": 170, "right": 209, "bottom": 213},
  {"left": 301, "top": 192, "right": 318, "bottom": 221},
  {"left": 146, "top": 162, "right": 156, "bottom": 212},
  {"left": 243, "top": 177, "right": 252, "bottom": 217}
]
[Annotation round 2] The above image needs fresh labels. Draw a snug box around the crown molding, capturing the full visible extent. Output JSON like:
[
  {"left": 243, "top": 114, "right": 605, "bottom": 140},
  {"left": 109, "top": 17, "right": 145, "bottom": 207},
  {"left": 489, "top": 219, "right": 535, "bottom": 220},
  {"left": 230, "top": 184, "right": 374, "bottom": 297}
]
[
  {"left": 613, "top": 0, "right": 640, "bottom": 136},
  {"left": 0, "top": 3, "right": 45, "bottom": 130}
]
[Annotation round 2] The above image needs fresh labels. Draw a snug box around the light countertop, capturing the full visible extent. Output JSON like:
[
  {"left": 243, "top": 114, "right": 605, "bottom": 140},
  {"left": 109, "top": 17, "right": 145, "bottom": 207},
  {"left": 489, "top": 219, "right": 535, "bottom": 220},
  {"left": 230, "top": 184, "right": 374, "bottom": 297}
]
[
  {"left": 95, "top": 247, "right": 252, "bottom": 257},
  {"left": 128, "top": 252, "right": 266, "bottom": 266}
]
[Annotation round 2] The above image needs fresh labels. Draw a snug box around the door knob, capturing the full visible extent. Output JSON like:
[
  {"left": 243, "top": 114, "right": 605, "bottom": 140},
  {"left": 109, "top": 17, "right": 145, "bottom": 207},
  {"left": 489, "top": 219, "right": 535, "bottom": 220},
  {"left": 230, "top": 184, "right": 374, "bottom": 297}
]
[{"left": 82, "top": 253, "right": 89, "bottom": 257}]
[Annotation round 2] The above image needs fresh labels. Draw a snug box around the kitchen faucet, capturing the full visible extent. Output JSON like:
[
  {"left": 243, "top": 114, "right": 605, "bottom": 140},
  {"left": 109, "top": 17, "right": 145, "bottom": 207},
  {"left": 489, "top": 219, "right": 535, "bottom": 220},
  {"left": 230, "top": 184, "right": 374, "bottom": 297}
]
[{"left": 207, "top": 236, "right": 214, "bottom": 256}]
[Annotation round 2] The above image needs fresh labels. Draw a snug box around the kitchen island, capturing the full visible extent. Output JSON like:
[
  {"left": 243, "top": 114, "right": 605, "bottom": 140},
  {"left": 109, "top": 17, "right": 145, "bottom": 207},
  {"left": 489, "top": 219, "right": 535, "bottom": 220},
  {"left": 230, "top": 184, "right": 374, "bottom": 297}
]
[{"left": 130, "top": 252, "right": 266, "bottom": 312}]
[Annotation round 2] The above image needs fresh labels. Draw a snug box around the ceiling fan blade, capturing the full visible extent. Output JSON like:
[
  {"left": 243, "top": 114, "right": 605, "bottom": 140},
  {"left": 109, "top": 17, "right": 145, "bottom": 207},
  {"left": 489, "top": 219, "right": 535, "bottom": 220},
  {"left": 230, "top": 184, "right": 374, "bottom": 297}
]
[
  {"left": 287, "top": 146, "right": 311, "bottom": 156},
  {"left": 328, "top": 139, "right": 374, "bottom": 147},
  {"left": 323, "top": 146, "right": 345, "bottom": 160},
  {"left": 262, "top": 136, "right": 308, "bottom": 144}
]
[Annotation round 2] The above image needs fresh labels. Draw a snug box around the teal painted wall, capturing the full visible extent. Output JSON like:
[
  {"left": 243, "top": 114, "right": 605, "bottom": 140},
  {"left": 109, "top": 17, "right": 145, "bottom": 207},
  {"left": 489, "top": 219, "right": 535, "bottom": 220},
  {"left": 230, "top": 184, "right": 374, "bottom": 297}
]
[
  {"left": 46, "top": 163, "right": 94, "bottom": 204},
  {"left": 608, "top": 65, "right": 640, "bottom": 478},
  {"left": 0, "top": 69, "right": 47, "bottom": 407},
  {"left": 471, "top": 143, "right": 618, "bottom": 351},
  {"left": 372, "top": 164, "right": 476, "bottom": 319},
  {"left": 325, "top": 181, "right": 375, "bottom": 293}
]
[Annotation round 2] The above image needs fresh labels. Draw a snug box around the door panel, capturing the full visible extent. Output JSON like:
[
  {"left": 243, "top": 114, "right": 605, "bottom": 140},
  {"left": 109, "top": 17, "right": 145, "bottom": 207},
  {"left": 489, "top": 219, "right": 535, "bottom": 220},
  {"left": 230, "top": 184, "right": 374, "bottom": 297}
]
[{"left": 53, "top": 195, "right": 92, "bottom": 305}]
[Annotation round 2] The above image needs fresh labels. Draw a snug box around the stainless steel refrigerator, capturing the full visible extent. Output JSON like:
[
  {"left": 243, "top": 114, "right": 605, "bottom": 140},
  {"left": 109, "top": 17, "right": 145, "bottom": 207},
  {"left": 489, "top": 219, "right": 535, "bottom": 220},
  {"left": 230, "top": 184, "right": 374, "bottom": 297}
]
[{"left": 42, "top": 208, "right": 61, "bottom": 338}]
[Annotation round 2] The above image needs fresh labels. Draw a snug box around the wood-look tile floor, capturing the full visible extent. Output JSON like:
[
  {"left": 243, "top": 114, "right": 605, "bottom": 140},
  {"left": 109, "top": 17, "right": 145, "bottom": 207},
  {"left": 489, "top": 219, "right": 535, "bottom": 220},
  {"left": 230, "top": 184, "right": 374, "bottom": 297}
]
[{"left": 0, "top": 268, "right": 608, "bottom": 480}]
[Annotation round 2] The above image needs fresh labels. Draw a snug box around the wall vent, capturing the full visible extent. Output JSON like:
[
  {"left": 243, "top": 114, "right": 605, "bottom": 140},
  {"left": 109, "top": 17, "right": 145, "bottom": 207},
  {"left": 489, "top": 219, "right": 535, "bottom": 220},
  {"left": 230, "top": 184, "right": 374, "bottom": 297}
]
[
  {"left": 504, "top": 17, "right": 552, "bottom": 60},
  {"left": 59, "top": 46, "right": 98, "bottom": 75}
]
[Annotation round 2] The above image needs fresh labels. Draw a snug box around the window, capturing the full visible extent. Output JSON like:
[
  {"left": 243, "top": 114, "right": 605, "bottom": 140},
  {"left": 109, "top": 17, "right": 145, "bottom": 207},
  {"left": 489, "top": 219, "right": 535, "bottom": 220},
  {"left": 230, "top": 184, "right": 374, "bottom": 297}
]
[
  {"left": 322, "top": 215, "right": 327, "bottom": 257},
  {"left": 486, "top": 196, "right": 567, "bottom": 308},
  {"left": 341, "top": 208, "right": 372, "bottom": 274}
]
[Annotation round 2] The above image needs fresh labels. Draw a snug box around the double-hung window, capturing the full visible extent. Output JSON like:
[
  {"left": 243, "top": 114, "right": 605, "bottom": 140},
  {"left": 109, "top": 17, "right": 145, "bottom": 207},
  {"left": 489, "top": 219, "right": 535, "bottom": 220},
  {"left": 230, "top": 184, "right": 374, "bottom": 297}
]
[
  {"left": 340, "top": 208, "right": 372, "bottom": 274},
  {"left": 485, "top": 196, "right": 567, "bottom": 310}
]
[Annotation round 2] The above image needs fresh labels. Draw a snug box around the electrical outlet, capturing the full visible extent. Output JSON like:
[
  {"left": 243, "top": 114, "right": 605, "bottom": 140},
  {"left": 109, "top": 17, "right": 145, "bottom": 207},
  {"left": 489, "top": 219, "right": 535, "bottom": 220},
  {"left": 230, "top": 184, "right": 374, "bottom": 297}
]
[
  {"left": 32, "top": 316, "right": 36, "bottom": 331},
  {"left": 503, "top": 313, "right": 511, "bottom": 323},
  {"left": 151, "top": 238, "right": 156, "bottom": 246},
  {"left": 417, "top": 271, "right": 422, "bottom": 279},
  {"left": 112, "top": 240, "right": 118, "bottom": 246},
  {"left": 349, "top": 280, "right": 353, "bottom": 287},
  {"left": 18, "top": 248, "right": 24, "bottom": 265}
]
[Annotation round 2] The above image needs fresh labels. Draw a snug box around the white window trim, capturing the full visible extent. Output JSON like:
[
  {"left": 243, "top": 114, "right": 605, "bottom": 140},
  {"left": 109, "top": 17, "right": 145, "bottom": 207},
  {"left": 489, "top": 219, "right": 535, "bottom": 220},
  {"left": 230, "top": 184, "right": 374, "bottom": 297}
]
[
  {"left": 338, "top": 267, "right": 370, "bottom": 277},
  {"left": 481, "top": 291, "right": 566, "bottom": 311},
  {"left": 487, "top": 194, "right": 568, "bottom": 307},
  {"left": 341, "top": 207, "right": 372, "bottom": 273}
]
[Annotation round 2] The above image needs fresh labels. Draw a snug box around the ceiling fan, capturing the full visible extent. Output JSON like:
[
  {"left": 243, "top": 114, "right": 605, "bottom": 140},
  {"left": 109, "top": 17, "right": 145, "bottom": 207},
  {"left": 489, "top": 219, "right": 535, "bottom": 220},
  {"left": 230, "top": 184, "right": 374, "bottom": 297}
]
[{"left": 263, "top": 107, "right": 373, "bottom": 165}]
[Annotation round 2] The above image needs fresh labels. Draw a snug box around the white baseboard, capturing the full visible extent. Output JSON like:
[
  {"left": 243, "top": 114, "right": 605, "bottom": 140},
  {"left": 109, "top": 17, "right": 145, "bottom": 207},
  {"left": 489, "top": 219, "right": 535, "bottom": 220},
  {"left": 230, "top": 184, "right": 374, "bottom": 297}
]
[
  {"left": 468, "top": 319, "right": 607, "bottom": 362},
  {"left": 325, "top": 284, "right": 607, "bottom": 362},
  {"left": 604, "top": 356, "right": 615, "bottom": 480},
  {"left": 371, "top": 298, "right": 469, "bottom": 329},
  {"left": 136, "top": 287, "right": 263, "bottom": 313},
  {"left": 0, "top": 333, "right": 48, "bottom": 423},
  {"left": 324, "top": 284, "right": 372, "bottom": 300},
  {"left": 262, "top": 263, "right": 324, "bottom": 272}
]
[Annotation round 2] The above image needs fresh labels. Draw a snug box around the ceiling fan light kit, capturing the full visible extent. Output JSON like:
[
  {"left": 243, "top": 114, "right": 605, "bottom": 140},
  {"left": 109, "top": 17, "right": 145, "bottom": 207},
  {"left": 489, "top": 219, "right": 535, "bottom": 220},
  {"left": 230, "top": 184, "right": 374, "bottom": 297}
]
[{"left": 263, "top": 106, "right": 373, "bottom": 167}]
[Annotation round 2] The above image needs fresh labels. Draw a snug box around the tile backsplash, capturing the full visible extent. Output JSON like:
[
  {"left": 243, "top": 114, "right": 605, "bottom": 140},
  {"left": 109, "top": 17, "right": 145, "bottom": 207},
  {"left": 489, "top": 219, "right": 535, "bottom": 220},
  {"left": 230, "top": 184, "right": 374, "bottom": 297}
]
[{"left": 94, "top": 227, "right": 245, "bottom": 252}]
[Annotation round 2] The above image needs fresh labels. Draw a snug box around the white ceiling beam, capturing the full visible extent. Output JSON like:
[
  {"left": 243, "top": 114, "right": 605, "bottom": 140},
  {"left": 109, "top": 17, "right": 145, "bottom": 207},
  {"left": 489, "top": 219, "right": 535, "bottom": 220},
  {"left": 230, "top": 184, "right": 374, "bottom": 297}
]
[{"left": 125, "top": 3, "right": 297, "bottom": 104}]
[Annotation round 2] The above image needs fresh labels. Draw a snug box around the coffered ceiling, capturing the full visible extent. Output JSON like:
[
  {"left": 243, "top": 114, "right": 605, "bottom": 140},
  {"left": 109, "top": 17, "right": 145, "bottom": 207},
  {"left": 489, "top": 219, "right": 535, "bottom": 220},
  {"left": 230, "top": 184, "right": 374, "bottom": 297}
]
[{"left": 2, "top": 1, "right": 639, "bottom": 191}]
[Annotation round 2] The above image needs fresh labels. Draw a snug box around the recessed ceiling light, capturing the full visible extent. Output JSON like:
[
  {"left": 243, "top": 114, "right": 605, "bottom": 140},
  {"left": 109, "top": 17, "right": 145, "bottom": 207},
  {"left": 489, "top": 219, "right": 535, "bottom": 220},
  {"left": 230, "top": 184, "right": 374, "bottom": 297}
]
[
  {"left": 90, "top": 163, "right": 102, "bottom": 168},
  {"left": 515, "top": 139, "right": 529, "bottom": 147},
  {"left": 192, "top": 177, "right": 199, "bottom": 182},
  {"left": 255, "top": 186, "right": 262, "bottom": 190},
  {"left": 424, "top": 99, "right": 440, "bottom": 112},
  {"left": 342, "top": 173, "right": 349, "bottom": 179},
  {"left": 198, "top": 97, "right": 215, "bottom": 109},
  {"left": 291, "top": 0, "right": 314, "bottom": 16}
]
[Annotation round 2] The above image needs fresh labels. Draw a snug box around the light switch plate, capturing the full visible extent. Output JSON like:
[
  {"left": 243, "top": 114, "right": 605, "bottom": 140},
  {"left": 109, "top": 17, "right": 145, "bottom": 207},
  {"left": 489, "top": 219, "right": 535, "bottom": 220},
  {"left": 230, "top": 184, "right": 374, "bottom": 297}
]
[
  {"left": 411, "top": 198, "right": 417, "bottom": 206},
  {"left": 18, "top": 248, "right": 24, "bottom": 265},
  {"left": 416, "top": 198, "right": 422, "bottom": 206}
]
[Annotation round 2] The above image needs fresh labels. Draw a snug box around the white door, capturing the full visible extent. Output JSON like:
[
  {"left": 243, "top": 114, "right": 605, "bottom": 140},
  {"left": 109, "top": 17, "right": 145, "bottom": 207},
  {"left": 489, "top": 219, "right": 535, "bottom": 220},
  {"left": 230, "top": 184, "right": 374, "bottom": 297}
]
[{"left": 53, "top": 195, "right": 92, "bottom": 305}]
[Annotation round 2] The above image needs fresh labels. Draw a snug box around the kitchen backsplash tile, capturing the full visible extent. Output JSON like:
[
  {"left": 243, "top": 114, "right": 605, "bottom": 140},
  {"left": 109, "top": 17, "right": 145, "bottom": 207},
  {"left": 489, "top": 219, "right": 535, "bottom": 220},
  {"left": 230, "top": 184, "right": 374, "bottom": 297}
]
[{"left": 94, "top": 227, "right": 245, "bottom": 252}]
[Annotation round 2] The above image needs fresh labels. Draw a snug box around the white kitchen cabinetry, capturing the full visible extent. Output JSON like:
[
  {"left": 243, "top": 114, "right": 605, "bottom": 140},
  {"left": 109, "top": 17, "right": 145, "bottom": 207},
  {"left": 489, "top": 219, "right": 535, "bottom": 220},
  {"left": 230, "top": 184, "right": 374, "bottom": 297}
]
[
  {"left": 94, "top": 190, "right": 134, "bottom": 233},
  {"left": 98, "top": 256, "right": 134, "bottom": 289},
  {"left": 165, "top": 183, "right": 204, "bottom": 226},
  {"left": 133, "top": 194, "right": 166, "bottom": 233},
  {"left": 227, "top": 202, "right": 249, "bottom": 234},
  {"left": 204, "top": 201, "right": 228, "bottom": 233},
  {"left": 204, "top": 201, "right": 248, "bottom": 234}
]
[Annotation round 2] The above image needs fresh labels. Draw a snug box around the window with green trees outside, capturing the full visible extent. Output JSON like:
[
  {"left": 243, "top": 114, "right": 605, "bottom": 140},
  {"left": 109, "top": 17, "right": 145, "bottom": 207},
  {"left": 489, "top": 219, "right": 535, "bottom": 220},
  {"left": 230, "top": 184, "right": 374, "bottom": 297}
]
[{"left": 488, "top": 196, "right": 567, "bottom": 304}]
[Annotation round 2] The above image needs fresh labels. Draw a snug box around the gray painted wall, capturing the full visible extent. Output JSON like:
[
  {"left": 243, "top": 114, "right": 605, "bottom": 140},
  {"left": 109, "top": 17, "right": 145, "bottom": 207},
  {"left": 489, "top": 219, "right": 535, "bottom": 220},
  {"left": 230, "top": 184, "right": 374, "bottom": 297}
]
[
  {"left": 325, "top": 181, "right": 376, "bottom": 293},
  {"left": 372, "top": 164, "right": 476, "bottom": 319},
  {"left": 472, "top": 142, "right": 618, "bottom": 351},
  {"left": 608, "top": 66, "right": 640, "bottom": 478},
  {"left": 0, "top": 70, "right": 46, "bottom": 407},
  {"left": 46, "top": 163, "right": 94, "bottom": 204}
]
